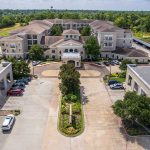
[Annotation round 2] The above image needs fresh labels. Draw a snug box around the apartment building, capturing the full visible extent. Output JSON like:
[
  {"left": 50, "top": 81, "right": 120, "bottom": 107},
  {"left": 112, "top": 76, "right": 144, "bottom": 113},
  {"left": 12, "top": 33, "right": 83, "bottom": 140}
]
[
  {"left": 0, "top": 19, "right": 148, "bottom": 63},
  {"left": 126, "top": 64, "right": 150, "bottom": 97},
  {"left": 0, "top": 62, "right": 13, "bottom": 100}
]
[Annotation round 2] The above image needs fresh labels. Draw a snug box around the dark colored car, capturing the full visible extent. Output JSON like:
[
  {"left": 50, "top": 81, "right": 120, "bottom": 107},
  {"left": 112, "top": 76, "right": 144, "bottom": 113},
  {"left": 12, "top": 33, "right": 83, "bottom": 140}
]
[
  {"left": 103, "top": 61, "right": 110, "bottom": 66},
  {"left": 16, "top": 79, "right": 29, "bottom": 85},
  {"left": 22, "top": 77, "right": 32, "bottom": 82},
  {"left": 108, "top": 80, "right": 119, "bottom": 86},
  {"left": 7, "top": 89, "right": 23, "bottom": 96},
  {"left": 110, "top": 61, "right": 115, "bottom": 66},
  {"left": 12, "top": 82, "right": 25, "bottom": 88}
]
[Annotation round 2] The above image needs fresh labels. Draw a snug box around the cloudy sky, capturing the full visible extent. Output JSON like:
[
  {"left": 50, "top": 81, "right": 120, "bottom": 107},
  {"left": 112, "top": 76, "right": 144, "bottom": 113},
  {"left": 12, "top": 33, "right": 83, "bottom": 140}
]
[{"left": 0, "top": 0, "right": 150, "bottom": 10}]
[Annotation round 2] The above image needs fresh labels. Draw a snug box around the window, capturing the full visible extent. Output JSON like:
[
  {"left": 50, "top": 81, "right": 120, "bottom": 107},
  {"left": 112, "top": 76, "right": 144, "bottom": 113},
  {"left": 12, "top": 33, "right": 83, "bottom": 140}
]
[
  {"left": 74, "top": 49, "right": 78, "bottom": 53},
  {"left": 74, "top": 35, "right": 77, "bottom": 38},
  {"left": 134, "top": 82, "right": 138, "bottom": 92},
  {"left": 128, "top": 75, "right": 132, "bottom": 86},
  {"left": 81, "top": 51, "right": 83, "bottom": 55},
  {"left": 70, "top": 49, "right": 73, "bottom": 52},
  {"left": 70, "top": 35, "right": 72, "bottom": 38},
  {"left": 10, "top": 43, "right": 16, "bottom": 48},
  {"left": 28, "top": 40, "right": 32, "bottom": 45},
  {"left": 77, "top": 62, "right": 79, "bottom": 66},
  {"left": 52, "top": 55, "right": 55, "bottom": 59},
  {"left": 33, "top": 40, "right": 37, "bottom": 44},
  {"left": 59, "top": 51, "right": 61, "bottom": 54},
  {"left": 52, "top": 50, "right": 55, "bottom": 53},
  {"left": 65, "top": 49, "right": 68, "bottom": 52},
  {"left": 66, "top": 35, "right": 68, "bottom": 38},
  {"left": 33, "top": 35, "right": 37, "bottom": 39},
  {"left": 12, "top": 49, "right": 15, "bottom": 53},
  {"left": 27, "top": 35, "right": 32, "bottom": 39},
  {"left": 141, "top": 89, "right": 147, "bottom": 96}
]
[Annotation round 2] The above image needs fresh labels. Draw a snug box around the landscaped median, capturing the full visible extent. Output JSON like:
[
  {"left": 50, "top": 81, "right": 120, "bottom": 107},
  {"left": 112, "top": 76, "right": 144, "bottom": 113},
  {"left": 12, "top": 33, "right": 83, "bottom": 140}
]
[{"left": 58, "top": 64, "right": 84, "bottom": 137}]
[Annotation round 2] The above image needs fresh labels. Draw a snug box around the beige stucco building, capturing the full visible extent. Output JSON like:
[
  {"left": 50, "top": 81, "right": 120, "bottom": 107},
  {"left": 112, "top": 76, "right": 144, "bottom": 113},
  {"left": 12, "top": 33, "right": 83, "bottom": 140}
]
[
  {"left": 0, "top": 62, "right": 13, "bottom": 100},
  {"left": 0, "top": 19, "right": 148, "bottom": 64},
  {"left": 126, "top": 64, "right": 150, "bottom": 97}
]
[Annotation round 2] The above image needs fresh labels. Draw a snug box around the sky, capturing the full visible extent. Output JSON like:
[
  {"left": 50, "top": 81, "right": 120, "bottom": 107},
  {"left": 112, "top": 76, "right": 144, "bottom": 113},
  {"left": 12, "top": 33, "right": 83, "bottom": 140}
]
[{"left": 0, "top": 0, "right": 150, "bottom": 11}]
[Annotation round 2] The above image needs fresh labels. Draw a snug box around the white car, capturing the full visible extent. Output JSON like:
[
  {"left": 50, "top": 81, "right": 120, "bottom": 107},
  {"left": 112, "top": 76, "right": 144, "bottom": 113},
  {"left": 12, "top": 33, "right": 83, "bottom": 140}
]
[{"left": 1, "top": 114, "right": 15, "bottom": 131}]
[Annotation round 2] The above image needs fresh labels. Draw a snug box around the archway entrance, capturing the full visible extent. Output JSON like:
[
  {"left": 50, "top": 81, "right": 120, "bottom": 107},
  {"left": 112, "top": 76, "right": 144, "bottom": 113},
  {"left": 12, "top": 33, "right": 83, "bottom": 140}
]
[{"left": 67, "top": 60, "right": 75, "bottom": 66}]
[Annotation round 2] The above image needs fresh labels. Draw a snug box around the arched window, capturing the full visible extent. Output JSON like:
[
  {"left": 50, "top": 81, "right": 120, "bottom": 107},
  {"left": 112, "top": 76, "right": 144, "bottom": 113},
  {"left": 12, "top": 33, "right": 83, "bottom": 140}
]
[{"left": 70, "top": 49, "right": 73, "bottom": 52}]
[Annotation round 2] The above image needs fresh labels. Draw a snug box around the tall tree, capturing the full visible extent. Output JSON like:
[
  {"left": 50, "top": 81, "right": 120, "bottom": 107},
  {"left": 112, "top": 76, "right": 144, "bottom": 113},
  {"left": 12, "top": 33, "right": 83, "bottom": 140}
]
[
  {"left": 84, "top": 36, "right": 100, "bottom": 59},
  {"left": 6, "top": 57, "right": 30, "bottom": 79},
  {"left": 51, "top": 24, "right": 63, "bottom": 36}
]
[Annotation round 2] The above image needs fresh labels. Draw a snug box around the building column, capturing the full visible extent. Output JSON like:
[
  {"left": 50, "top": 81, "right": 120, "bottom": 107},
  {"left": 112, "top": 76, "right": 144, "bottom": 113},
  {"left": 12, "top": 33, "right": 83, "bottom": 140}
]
[{"left": 4, "top": 77, "right": 8, "bottom": 91}]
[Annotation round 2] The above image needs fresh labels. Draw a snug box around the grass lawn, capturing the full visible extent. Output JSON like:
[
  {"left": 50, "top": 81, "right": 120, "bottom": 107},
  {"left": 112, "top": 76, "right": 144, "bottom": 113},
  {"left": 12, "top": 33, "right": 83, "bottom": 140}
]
[
  {"left": 58, "top": 92, "right": 84, "bottom": 137},
  {"left": 0, "top": 23, "right": 21, "bottom": 37},
  {"left": 109, "top": 77, "right": 126, "bottom": 83},
  {"left": 134, "top": 32, "right": 150, "bottom": 44}
]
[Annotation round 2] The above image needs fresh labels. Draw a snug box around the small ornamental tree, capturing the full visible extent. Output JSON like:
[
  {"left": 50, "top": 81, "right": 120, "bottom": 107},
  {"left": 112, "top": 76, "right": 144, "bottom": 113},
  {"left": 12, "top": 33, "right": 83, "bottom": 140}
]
[
  {"left": 84, "top": 36, "right": 100, "bottom": 59},
  {"left": 29, "top": 44, "right": 44, "bottom": 61},
  {"left": 59, "top": 64, "right": 80, "bottom": 95}
]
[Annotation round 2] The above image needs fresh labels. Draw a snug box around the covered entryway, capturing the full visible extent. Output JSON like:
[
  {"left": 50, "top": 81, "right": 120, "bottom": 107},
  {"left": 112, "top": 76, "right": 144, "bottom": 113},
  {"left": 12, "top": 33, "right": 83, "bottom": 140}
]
[
  {"left": 62, "top": 53, "right": 81, "bottom": 67},
  {"left": 67, "top": 60, "right": 75, "bottom": 66}
]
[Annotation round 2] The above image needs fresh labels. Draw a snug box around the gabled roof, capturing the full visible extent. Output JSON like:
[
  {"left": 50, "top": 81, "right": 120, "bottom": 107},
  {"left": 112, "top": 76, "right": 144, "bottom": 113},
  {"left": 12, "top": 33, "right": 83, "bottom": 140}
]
[
  {"left": 63, "top": 29, "right": 80, "bottom": 35},
  {"left": 113, "top": 48, "right": 148, "bottom": 58},
  {"left": 0, "top": 34, "right": 24, "bottom": 41},
  {"left": 57, "top": 40, "right": 83, "bottom": 47}
]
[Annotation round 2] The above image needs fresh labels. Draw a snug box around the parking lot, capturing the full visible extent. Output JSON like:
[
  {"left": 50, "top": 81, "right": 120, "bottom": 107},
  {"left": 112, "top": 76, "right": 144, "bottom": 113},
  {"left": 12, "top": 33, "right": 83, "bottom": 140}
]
[
  {"left": 0, "top": 62, "right": 150, "bottom": 150},
  {"left": 0, "top": 78, "right": 58, "bottom": 150}
]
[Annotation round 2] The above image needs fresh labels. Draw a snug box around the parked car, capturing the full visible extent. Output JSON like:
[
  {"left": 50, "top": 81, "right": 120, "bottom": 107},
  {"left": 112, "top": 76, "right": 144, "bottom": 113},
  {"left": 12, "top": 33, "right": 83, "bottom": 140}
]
[
  {"left": 109, "top": 61, "right": 115, "bottom": 66},
  {"left": 108, "top": 80, "right": 119, "bottom": 86},
  {"left": 22, "top": 77, "right": 32, "bottom": 82},
  {"left": 112, "top": 60, "right": 120, "bottom": 65},
  {"left": 103, "top": 61, "right": 110, "bottom": 66},
  {"left": 110, "top": 83, "right": 124, "bottom": 89},
  {"left": 16, "top": 79, "right": 29, "bottom": 85},
  {"left": 7, "top": 89, "right": 23, "bottom": 96},
  {"left": 12, "top": 82, "right": 25, "bottom": 88},
  {"left": 32, "top": 61, "right": 41, "bottom": 66},
  {"left": 1, "top": 114, "right": 15, "bottom": 131},
  {"left": 94, "top": 62, "right": 102, "bottom": 66},
  {"left": 11, "top": 86, "right": 24, "bottom": 91}
]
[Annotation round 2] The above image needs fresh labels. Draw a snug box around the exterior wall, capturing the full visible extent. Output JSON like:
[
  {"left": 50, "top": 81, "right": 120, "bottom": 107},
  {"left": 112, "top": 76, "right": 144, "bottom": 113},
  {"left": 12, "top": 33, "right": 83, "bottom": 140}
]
[
  {"left": 97, "top": 32, "right": 117, "bottom": 51},
  {"left": 0, "top": 62, "right": 13, "bottom": 99},
  {"left": 44, "top": 46, "right": 85, "bottom": 60},
  {"left": 0, "top": 38, "right": 27, "bottom": 58},
  {"left": 64, "top": 34, "right": 80, "bottom": 41},
  {"left": 126, "top": 66, "right": 150, "bottom": 97},
  {"left": 116, "top": 30, "right": 132, "bottom": 49}
]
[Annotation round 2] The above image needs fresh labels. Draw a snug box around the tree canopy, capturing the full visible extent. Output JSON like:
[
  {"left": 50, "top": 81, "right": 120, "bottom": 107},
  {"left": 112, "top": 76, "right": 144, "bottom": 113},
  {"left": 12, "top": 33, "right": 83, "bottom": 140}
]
[
  {"left": 0, "top": 10, "right": 150, "bottom": 33},
  {"left": 6, "top": 57, "right": 30, "bottom": 79},
  {"left": 112, "top": 91, "right": 150, "bottom": 126},
  {"left": 29, "top": 44, "right": 44, "bottom": 61},
  {"left": 51, "top": 24, "right": 63, "bottom": 36},
  {"left": 59, "top": 64, "right": 80, "bottom": 95},
  {"left": 84, "top": 36, "right": 100, "bottom": 59},
  {"left": 80, "top": 25, "right": 91, "bottom": 36},
  {"left": 119, "top": 59, "right": 133, "bottom": 70}
]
